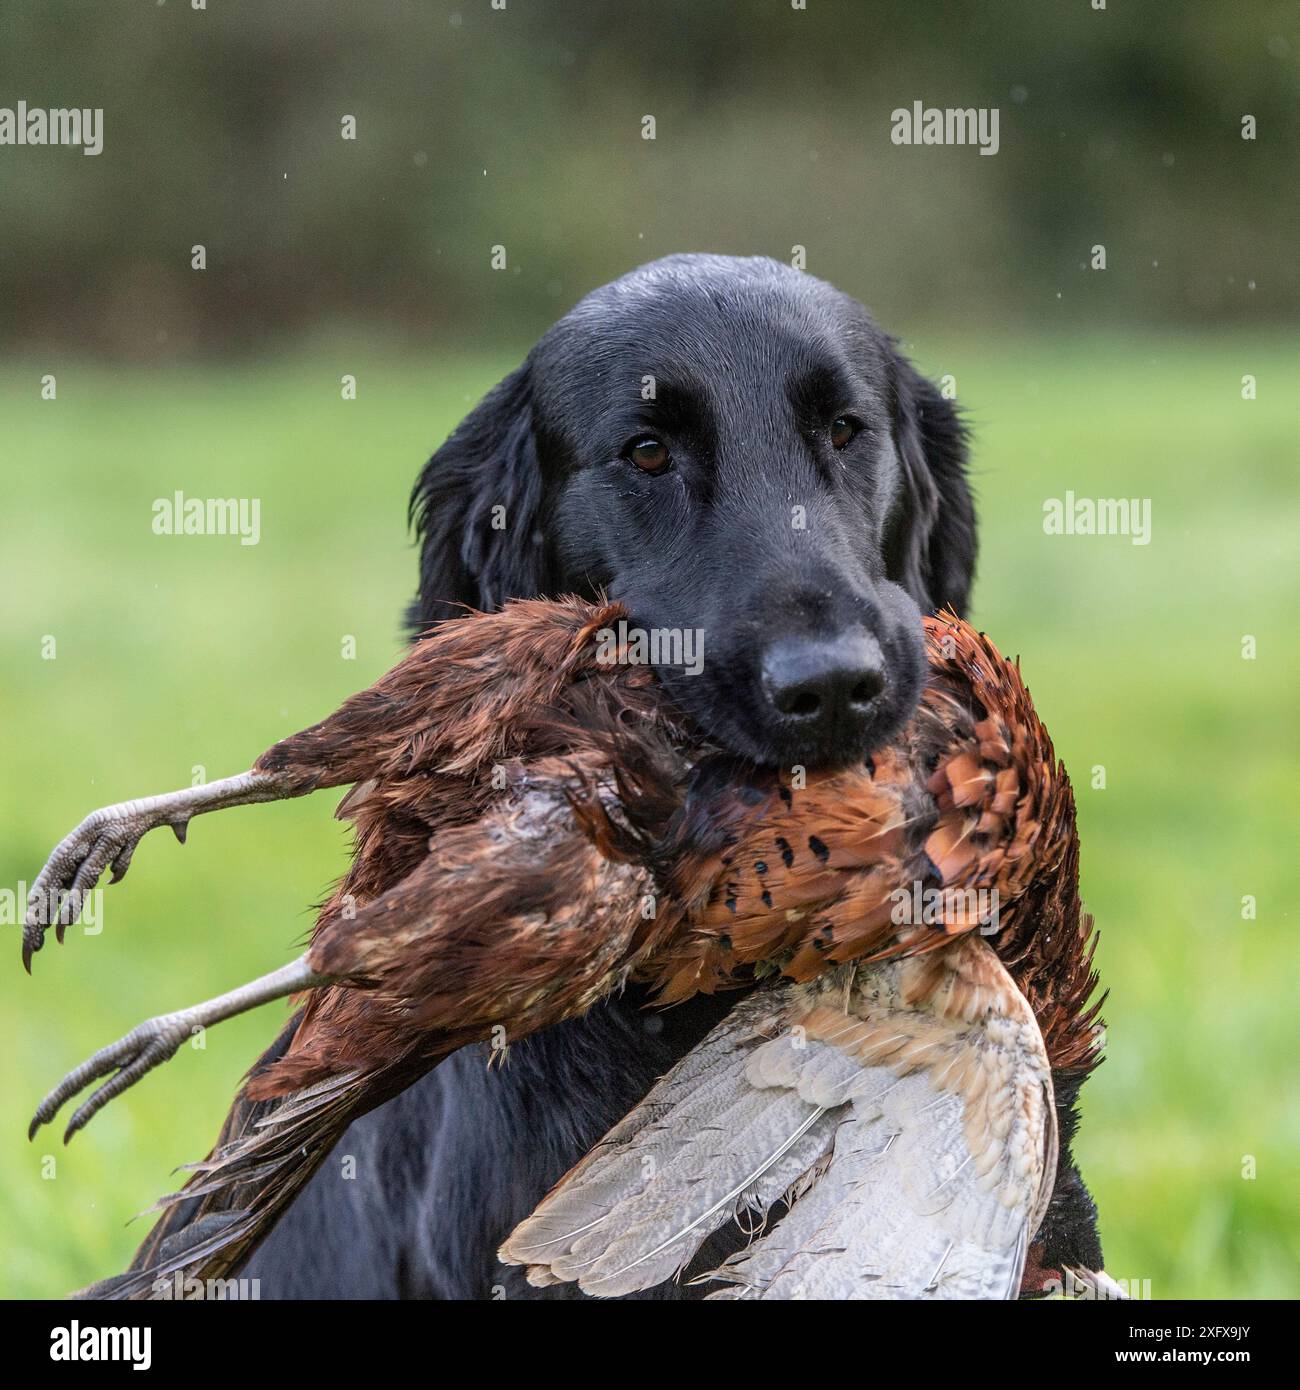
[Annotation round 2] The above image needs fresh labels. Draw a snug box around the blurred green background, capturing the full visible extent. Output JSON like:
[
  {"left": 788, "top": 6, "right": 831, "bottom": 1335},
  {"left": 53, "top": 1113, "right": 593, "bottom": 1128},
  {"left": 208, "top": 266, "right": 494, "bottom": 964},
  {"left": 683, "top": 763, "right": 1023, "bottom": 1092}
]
[{"left": 1, "top": 1, "right": 1297, "bottom": 1298}]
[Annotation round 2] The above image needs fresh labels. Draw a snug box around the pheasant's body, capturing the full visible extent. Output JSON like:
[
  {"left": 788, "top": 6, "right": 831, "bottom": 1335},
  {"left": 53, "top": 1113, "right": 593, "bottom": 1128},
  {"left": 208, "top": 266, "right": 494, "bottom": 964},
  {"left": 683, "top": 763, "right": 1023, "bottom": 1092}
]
[
  {"left": 253, "top": 599, "right": 1098, "bottom": 1087},
  {"left": 41, "top": 597, "right": 1102, "bottom": 1299}
]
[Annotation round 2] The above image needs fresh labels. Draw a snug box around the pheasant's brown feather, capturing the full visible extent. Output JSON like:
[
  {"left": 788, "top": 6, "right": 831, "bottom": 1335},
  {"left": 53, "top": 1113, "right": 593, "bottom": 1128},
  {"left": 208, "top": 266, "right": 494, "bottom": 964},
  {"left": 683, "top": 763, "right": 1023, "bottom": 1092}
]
[{"left": 105, "top": 599, "right": 1102, "bottom": 1298}]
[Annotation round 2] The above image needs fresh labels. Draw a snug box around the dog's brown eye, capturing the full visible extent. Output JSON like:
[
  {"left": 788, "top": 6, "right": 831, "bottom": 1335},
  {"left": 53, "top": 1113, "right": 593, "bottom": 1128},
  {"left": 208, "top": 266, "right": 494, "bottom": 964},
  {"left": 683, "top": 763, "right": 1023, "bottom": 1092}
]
[
  {"left": 830, "top": 416, "right": 859, "bottom": 450},
  {"left": 625, "top": 437, "right": 672, "bottom": 474}
]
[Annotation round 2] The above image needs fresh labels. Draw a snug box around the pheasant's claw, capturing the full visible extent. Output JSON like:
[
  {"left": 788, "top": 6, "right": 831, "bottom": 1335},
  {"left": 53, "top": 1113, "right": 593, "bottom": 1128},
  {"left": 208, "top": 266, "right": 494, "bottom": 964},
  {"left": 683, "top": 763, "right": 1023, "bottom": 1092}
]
[
  {"left": 23, "top": 807, "right": 180, "bottom": 969},
  {"left": 29, "top": 1015, "right": 185, "bottom": 1144},
  {"left": 108, "top": 838, "right": 139, "bottom": 885},
  {"left": 22, "top": 773, "right": 278, "bottom": 973},
  {"left": 26, "top": 953, "right": 323, "bottom": 1142}
]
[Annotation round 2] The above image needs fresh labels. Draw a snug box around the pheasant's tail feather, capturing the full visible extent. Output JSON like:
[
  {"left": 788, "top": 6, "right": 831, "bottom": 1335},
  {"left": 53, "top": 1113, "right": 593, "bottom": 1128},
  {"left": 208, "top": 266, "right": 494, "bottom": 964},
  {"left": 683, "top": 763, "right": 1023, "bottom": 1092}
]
[
  {"left": 502, "top": 937, "right": 1056, "bottom": 1300},
  {"left": 73, "top": 1017, "right": 386, "bottom": 1300}
]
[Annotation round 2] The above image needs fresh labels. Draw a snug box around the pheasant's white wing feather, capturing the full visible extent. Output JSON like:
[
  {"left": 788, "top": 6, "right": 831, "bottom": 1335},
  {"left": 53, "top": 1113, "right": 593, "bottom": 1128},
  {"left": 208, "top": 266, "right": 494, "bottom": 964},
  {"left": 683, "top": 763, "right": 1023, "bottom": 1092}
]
[{"left": 500, "top": 937, "right": 1055, "bottom": 1300}]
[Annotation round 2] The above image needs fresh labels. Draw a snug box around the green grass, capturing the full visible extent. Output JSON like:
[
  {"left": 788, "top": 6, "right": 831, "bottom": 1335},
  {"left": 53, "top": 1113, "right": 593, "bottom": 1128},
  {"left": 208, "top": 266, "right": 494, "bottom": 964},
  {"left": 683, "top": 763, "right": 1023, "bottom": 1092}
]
[{"left": 1, "top": 338, "right": 1297, "bottom": 1298}]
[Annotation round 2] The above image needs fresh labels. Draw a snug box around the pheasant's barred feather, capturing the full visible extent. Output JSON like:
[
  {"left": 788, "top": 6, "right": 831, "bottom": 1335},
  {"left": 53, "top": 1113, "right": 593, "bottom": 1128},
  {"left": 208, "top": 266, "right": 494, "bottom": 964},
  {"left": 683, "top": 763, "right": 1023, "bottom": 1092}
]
[{"left": 82, "top": 598, "right": 1101, "bottom": 1298}]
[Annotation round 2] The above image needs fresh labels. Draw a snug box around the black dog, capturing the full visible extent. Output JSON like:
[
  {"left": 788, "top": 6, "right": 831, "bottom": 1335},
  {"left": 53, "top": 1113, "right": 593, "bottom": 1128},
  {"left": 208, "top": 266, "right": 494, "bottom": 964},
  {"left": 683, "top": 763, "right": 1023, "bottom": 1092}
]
[{"left": 244, "top": 253, "right": 984, "bottom": 1297}]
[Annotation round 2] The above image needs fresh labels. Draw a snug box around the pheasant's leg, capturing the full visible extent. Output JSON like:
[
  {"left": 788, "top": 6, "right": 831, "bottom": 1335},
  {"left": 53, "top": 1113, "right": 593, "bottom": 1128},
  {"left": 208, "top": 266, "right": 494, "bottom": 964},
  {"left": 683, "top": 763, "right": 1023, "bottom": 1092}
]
[
  {"left": 23, "top": 770, "right": 293, "bottom": 968},
  {"left": 28, "top": 954, "right": 329, "bottom": 1143}
]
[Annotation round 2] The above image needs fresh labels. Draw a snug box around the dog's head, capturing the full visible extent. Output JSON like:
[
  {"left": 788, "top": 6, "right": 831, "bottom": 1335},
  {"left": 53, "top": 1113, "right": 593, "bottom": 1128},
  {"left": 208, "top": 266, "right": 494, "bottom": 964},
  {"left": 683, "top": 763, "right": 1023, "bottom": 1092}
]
[{"left": 410, "top": 253, "right": 975, "bottom": 770}]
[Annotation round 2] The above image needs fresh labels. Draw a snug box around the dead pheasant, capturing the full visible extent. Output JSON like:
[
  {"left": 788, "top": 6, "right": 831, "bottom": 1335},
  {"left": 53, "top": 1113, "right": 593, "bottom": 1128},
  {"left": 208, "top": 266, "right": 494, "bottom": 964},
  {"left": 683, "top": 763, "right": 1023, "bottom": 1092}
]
[{"left": 23, "top": 597, "right": 1107, "bottom": 1299}]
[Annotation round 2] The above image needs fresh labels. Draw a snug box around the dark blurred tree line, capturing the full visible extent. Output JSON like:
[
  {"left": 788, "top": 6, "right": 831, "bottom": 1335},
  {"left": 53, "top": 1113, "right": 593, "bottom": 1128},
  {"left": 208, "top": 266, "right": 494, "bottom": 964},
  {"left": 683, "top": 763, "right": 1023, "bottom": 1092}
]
[{"left": 0, "top": 0, "right": 1295, "bottom": 357}]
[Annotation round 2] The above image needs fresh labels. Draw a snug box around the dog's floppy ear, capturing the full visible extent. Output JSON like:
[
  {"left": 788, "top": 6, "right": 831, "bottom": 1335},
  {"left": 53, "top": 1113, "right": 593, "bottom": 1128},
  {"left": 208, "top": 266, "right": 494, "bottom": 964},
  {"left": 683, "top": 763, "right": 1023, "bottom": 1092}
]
[
  {"left": 886, "top": 349, "right": 977, "bottom": 618},
  {"left": 406, "top": 362, "right": 551, "bottom": 637}
]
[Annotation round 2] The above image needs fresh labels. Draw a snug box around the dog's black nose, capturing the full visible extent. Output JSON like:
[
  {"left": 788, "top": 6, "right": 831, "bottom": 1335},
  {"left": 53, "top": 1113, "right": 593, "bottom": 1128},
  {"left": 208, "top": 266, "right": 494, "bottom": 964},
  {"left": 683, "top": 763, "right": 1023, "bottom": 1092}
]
[{"left": 760, "top": 632, "right": 886, "bottom": 725}]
